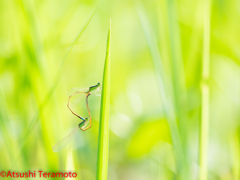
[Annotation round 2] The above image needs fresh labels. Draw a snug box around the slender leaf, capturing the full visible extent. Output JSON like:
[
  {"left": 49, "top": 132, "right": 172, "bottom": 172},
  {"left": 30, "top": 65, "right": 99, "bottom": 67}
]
[
  {"left": 96, "top": 19, "right": 111, "bottom": 180},
  {"left": 136, "top": 3, "right": 187, "bottom": 179}
]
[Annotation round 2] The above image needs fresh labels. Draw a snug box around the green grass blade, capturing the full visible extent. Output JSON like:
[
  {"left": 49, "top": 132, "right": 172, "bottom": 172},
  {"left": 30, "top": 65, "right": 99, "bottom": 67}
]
[
  {"left": 136, "top": 3, "right": 187, "bottom": 179},
  {"left": 166, "top": 0, "right": 188, "bottom": 152},
  {"left": 166, "top": 0, "right": 189, "bottom": 177},
  {"left": 96, "top": 19, "right": 111, "bottom": 180},
  {"left": 199, "top": 0, "right": 211, "bottom": 179}
]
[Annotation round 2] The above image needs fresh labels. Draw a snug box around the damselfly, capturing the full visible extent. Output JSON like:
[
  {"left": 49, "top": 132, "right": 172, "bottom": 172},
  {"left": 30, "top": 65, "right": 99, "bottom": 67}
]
[{"left": 53, "top": 83, "right": 101, "bottom": 152}]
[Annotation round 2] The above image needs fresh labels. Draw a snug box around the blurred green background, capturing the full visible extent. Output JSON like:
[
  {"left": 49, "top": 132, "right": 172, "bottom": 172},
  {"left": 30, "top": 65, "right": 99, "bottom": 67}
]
[{"left": 0, "top": 0, "right": 239, "bottom": 179}]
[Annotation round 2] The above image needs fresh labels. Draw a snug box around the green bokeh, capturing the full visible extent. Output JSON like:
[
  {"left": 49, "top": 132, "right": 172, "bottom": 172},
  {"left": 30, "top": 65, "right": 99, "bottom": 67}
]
[{"left": 0, "top": 0, "right": 239, "bottom": 179}]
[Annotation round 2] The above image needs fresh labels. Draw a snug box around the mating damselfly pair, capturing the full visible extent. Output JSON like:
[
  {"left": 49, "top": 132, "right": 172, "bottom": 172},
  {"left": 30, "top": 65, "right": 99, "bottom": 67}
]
[{"left": 52, "top": 83, "right": 101, "bottom": 152}]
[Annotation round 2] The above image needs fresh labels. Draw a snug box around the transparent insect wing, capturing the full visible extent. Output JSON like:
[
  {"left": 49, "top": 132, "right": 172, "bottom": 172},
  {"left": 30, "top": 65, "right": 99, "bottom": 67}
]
[
  {"left": 95, "top": 86, "right": 102, "bottom": 96},
  {"left": 53, "top": 127, "right": 79, "bottom": 152},
  {"left": 69, "top": 93, "right": 85, "bottom": 108},
  {"left": 67, "top": 87, "right": 88, "bottom": 97},
  {"left": 67, "top": 87, "right": 88, "bottom": 108}
]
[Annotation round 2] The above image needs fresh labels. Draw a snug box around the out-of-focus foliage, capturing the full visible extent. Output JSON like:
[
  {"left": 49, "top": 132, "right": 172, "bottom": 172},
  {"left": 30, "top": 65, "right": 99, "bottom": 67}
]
[
  {"left": 0, "top": 0, "right": 239, "bottom": 179},
  {"left": 128, "top": 119, "right": 171, "bottom": 158}
]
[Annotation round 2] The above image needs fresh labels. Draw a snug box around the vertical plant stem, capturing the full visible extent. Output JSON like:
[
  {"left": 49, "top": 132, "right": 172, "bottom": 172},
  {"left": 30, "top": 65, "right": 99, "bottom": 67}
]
[
  {"left": 199, "top": 0, "right": 211, "bottom": 179},
  {"left": 96, "top": 19, "right": 111, "bottom": 180}
]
